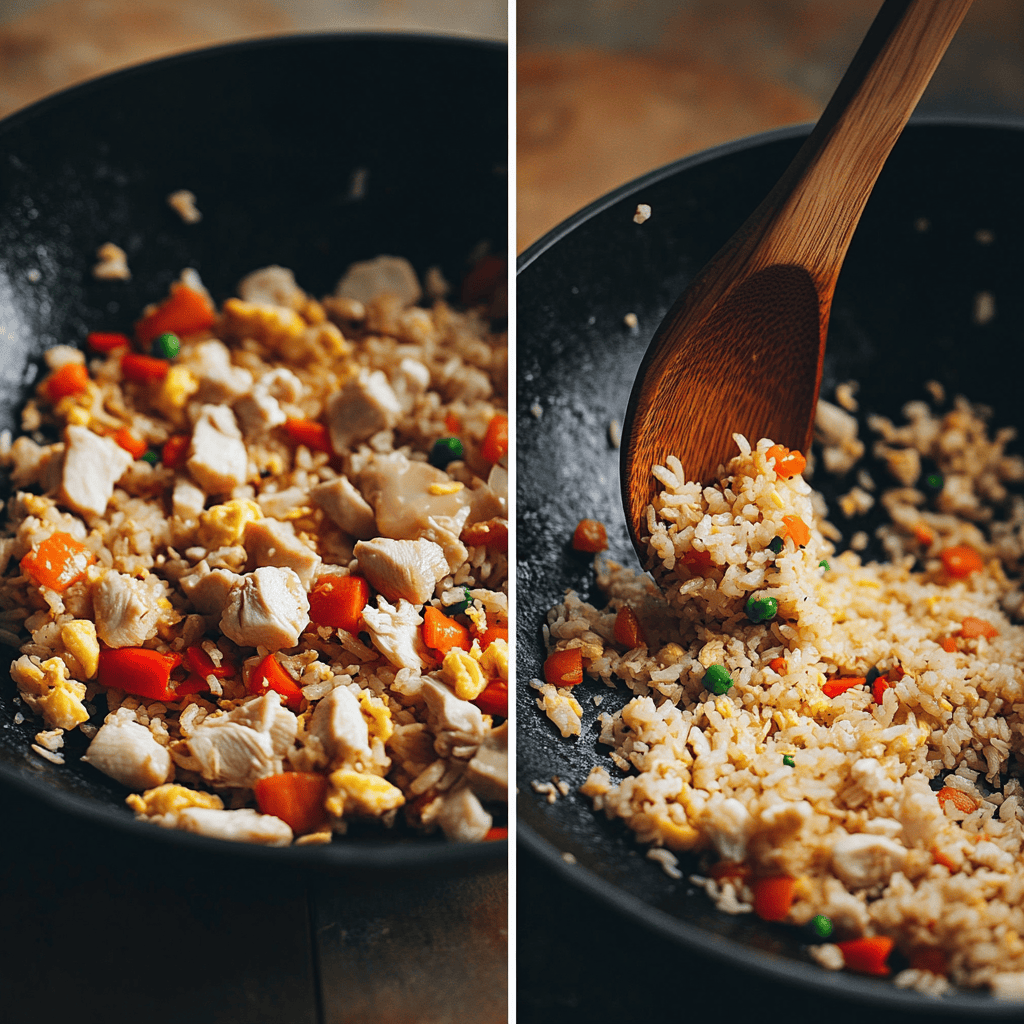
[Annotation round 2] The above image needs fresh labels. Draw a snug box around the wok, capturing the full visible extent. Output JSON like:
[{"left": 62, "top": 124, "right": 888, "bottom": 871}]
[
  {"left": 516, "top": 117, "right": 1024, "bottom": 1011},
  {"left": 0, "top": 33, "right": 507, "bottom": 872}
]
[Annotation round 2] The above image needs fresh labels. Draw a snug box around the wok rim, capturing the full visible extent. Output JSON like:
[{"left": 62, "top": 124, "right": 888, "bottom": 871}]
[
  {"left": 0, "top": 30, "right": 507, "bottom": 873},
  {"left": 516, "top": 113, "right": 1024, "bottom": 1009}
]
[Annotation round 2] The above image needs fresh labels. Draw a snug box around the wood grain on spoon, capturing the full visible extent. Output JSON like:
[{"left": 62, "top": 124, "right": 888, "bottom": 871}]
[{"left": 621, "top": 0, "right": 973, "bottom": 553}]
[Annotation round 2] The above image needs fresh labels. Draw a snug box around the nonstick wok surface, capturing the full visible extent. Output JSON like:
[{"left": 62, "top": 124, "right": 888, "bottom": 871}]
[
  {"left": 516, "top": 118, "right": 1024, "bottom": 1010},
  {"left": 0, "top": 32, "right": 507, "bottom": 871}
]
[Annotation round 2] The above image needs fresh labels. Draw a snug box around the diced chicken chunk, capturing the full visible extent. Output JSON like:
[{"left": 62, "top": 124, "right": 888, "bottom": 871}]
[
  {"left": 233, "top": 367, "right": 302, "bottom": 438},
  {"left": 419, "top": 677, "right": 486, "bottom": 746},
  {"left": 92, "top": 570, "right": 164, "bottom": 648},
  {"left": 362, "top": 597, "right": 428, "bottom": 670},
  {"left": 172, "top": 476, "right": 206, "bottom": 521},
  {"left": 245, "top": 518, "right": 321, "bottom": 589},
  {"left": 310, "top": 476, "right": 377, "bottom": 540},
  {"left": 354, "top": 537, "right": 448, "bottom": 605},
  {"left": 309, "top": 685, "right": 372, "bottom": 764},
  {"left": 186, "top": 692, "right": 297, "bottom": 788},
  {"left": 83, "top": 708, "right": 173, "bottom": 790},
  {"left": 392, "top": 356, "right": 430, "bottom": 411},
  {"left": 436, "top": 781, "right": 491, "bottom": 842},
  {"left": 335, "top": 255, "right": 421, "bottom": 307},
  {"left": 237, "top": 265, "right": 305, "bottom": 309},
  {"left": 325, "top": 370, "right": 402, "bottom": 452},
  {"left": 177, "top": 806, "right": 293, "bottom": 846},
  {"left": 466, "top": 721, "right": 507, "bottom": 802},
  {"left": 187, "top": 404, "right": 248, "bottom": 494},
  {"left": 178, "top": 563, "right": 244, "bottom": 615},
  {"left": 220, "top": 566, "right": 309, "bottom": 650},
  {"left": 184, "top": 340, "right": 253, "bottom": 403},
  {"left": 830, "top": 832, "right": 907, "bottom": 888},
  {"left": 59, "top": 425, "right": 133, "bottom": 517}
]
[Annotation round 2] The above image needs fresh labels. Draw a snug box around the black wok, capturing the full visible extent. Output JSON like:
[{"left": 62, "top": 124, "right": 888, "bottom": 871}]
[
  {"left": 516, "top": 118, "right": 1024, "bottom": 1012},
  {"left": 0, "top": 33, "right": 507, "bottom": 872}
]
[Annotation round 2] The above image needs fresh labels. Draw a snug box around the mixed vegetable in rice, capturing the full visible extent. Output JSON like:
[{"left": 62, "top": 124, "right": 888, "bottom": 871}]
[
  {"left": 538, "top": 390, "right": 1024, "bottom": 995},
  {"left": 1, "top": 253, "right": 508, "bottom": 847}
]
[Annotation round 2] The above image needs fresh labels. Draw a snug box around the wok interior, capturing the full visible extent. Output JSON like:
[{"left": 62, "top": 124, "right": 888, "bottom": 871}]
[
  {"left": 516, "top": 121, "right": 1024, "bottom": 998},
  {"left": 0, "top": 34, "right": 507, "bottom": 860}
]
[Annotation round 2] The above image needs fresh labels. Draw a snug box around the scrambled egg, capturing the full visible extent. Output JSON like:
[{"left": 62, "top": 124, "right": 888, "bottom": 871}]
[
  {"left": 442, "top": 647, "right": 487, "bottom": 700},
  {"left": 126, "top": 783, "right": 224, "bottom": 817},
  {"left": 221, "top": 298, "right": 306, "bottom": 351},
  {"left": 326, "top": 769, "right": 405, "bottom": 817},
  {"left": 10, "top": 655, "right": 89, "bottom": 730},
  {"left": 358, "top": 690, "right": 393, "bottom": 743},
  {"left": 198, "top": 499, "right": 263, "bottom": 549},
  {"left": 60, "top": 619, "right": 99, "bottom": 679},
  {"left": 477, "top": 637, "right": 508, "bottom": 680}
]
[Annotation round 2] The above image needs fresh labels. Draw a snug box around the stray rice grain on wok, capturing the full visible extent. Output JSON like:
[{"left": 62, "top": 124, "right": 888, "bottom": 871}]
[
  {"left": 1, "top": 253, "right": 508, "bottom": 847},
  {"left": 539, "top": 390, "right": 1024, "bottom": 996}
]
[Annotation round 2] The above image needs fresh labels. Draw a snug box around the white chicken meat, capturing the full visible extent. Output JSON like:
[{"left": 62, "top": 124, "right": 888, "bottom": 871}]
[
  {"left": 187, "top": 404, "right": 249, "bottom": 494},
  {"left": 83, "top": 708, "right": 173, "bottom": 790},
  {"left": 219, "top": 565, "right": 309, "bottom": 650},
  {"left": 353, "top": 537, "right": 448, "bottom": 606},
  {"left": 58, "top": 425, "right": 133, "bottom": 518}
]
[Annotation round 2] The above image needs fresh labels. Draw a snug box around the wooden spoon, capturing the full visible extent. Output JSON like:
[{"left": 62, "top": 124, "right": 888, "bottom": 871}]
[{"left": 620, "top": 0, "right": 973, "bottom": 553}]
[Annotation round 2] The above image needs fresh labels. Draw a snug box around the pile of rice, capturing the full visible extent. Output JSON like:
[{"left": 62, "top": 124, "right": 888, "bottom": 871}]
[
  {"left": 0, "top": 253, "right": 508, "bottom": 847},
  {"left": 538, "top": 388, "right": 1024, "bottom": 996}
]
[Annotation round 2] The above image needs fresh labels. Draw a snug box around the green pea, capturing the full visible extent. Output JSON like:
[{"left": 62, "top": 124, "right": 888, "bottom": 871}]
[
  {"left": 783, "top": 754, "right": 795, "bottom": 768},
  {"left": 152, "top": 332, "right": 180, "bottom": 359},
  {"left": 429, "top": 436, "right": 465, "bottom": 469},
  {"left": 810, "top": 914, "right": 834, "bottom": 940},
  {"left": 745, "top": 594, "right": 778, "bottom": 623},
  {"left": 704, "top": 664, "right": 733, "bottom": 695},
  {"left": 141, "top": 449, "right": 159, "bottom": 465}
]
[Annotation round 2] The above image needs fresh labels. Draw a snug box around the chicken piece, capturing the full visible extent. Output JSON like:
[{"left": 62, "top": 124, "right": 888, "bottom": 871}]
[
  {"left": 186, "top": 692, "right": 297, "bottom": 788},
  {"left": 358, "top": 451, "right": 471, "bottom": 541},
  {"left": 10, "top": 654, "right": 89, "bottom": 730},
  {"left": 187, "top": 404, "right": 249, "bottom": 494},
  {"left": 465, "top": 720, "right": 507, "bottom": 802},
  {"left": 58, "top": 425, "right": 133, "bottom": 517},
  {"left": 361, "top": 597, "right": 429, "bottom": 670},
  {"left": 244, "top": 517, "right": 321, "bottom": 589},
  {"left": 91, "top": 570, "right": 165, "bottom": 648},
  {"left": 325, "top": 370, "right": 402, "bottom": 452},
  {"left": 176, "top": 806, "right": 293, "bottom": 846},
  {"left": 354, "top": 537, "right": 448, "bottom": 605},
  {"left": 82, "top": 707, "right": 174, "bottom": 790},
  {"left": 830, "top": 832, "right": 907, "bottom": 888},
  {"left": 220, "top": 566, "right": 309, "bottom": 650},
  {"left": 256, "top": 486, "right": 308, "bottom": 519},
  {"left": 183, "top": 340, "right": 254, "bottom": 403},
  {"left": 308, "top": 685, "right": 372, "bottom": 764},
  {"left": 178, "top": 562, "right": 244, "bottom": 615},
  {"left": 8, "top": 436, "right": 65, "bottom": 490},
  {"left": 436, "top": 781, "right": 491, "bottom": 842},
  {"left": 392, "top": 356, "right": 430, "bottom": 412},
  {"left": 326, "top": 769, "right": 404, "bottom": 818},
  {"left": 233, "top": 386, "right": 286, "bottom": 437},
  {"left": 237, "top": 265, "right": 305, "bottom": 309},
  {"left": 172, "top": 476, "right": 206, "bottom": 521},
  {"left": 419, "top": 677, "right": 486, "bottom": 746},
  {"left": 335, "top": 255, "right": 421, "bottom": 307},
  {"left": 310, "top": 476, "right": 377, "bottom": 540}
]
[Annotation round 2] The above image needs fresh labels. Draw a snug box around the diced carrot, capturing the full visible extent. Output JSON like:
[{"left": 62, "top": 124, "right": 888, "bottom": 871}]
[
  {"left": 765, "top": 444, "right": 806, "bottom": 479},
  {"left": 86, "top": 331, "right": 131, "bottom": 353},
  {"left": 422, "top": 605, "right": 472, "bottom": 654},
  {"left": 472, "top": 679, "right": 508, "bottom": 718},
  {"left": 822, "top": 675, "right": 865, "bottom": 698},
  {"left": 931, "top": 847, "right": 958, "bottom": 871},
  {"left": 752, "top": 876, "right": 796, "bottom": 921},
  {"left": 781, "top": 514, "right": 811, "bottom": 547},
  {"left": 572, "top": 518, "right": 607, "bottom": 553},
  {"left": 121, "top": 352, "right": 170, "bottom": 384},
  {"left": 461, "top": 518, "right": 508, "bottom": 551},
  {"left": 940, "top": 544, "right": 984, "bottom": 578},
  {"left": 960, "top": 616, "right": 998, "bottom": 639},
  {"left": 97, "top": 647, "right": 183, "bottom": 702},
  {"left": 20, "top": 532, "right": 95, "bottom": 592},
  {"left": 613, "top": 606, "right": 647, "bottom": 649},
  {"left": 254, "top": 772, "right": 329, "bottom": 835},
  {"left": 480, "top": 413, "right": 508, "bottom": 463},
  {"left": 135, "top": 282, "right": 216, "bottom": 344},
  {"left": 709, "top": 860, "right": 751, "bottom": 882},
  {"left": 183, "top": 644, "right": 236, "bottom": 680},
  {"left": 161, "top": 433, "right": 191, "bottom": 469},
  {"left": 543, "top": 647, "right": 583, "bottom": 687},
  {"left": 284, "top": 418, "right": 333, "bottom": 454},
  {"left": 444, "top": 411, "right": 462, "bottom": 435},
  {"left": 940, "top": 636, "right": 958, "bottom": 653},
  {"left": 461, "top": 255, "right": 507, "bottom": 307},
  {"left": 308, "top": 575, "right": 370, "bottom": 634},
  {"left": 836, "top": 936, "right": 894, "bottom": 977},
  {"left": 937, "top": 786, "right": 978, "bottom": 815},
  {"left": 45, "top": 362, "right": 89, "bottom": 401},
  {"left": 476, "top": 625, "right": 509, "bottom": 649},
  {"left": 483, "top": 826, "right": 508, "bottom": 841},
  {"left": 248, "top": 653, "right": 304, "bottom": 710},
  {"left": 682, "top": 548, "right": 713, "bottom": 574},
  {"left": 871, "top": 676, "right": 894, "bottom": 704},
  {"left": 768, "top": 657, "right": 788, "bottom": 674},
  {"left": 913, "top": 523, "right": 934, "bottom": 546},
  {"left": 909, "top": 948, "right": 947, "bottom": 975},
  {"left": 112, "top": 427, "right": 148, "bottom": 459}
]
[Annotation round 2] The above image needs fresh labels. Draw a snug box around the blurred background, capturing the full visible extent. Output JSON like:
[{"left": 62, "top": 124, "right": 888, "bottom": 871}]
[
  {"left": 0, "top": 0, "right": 506, "bottom": 120},
  {"left": 518, "top": 0, "right": 1024, "bottom": 251}
]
